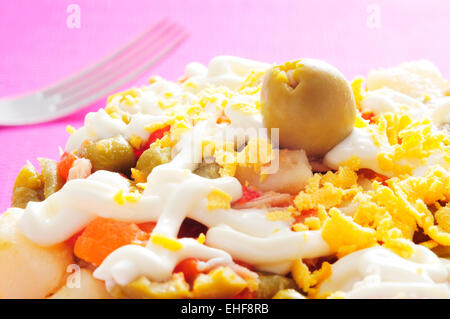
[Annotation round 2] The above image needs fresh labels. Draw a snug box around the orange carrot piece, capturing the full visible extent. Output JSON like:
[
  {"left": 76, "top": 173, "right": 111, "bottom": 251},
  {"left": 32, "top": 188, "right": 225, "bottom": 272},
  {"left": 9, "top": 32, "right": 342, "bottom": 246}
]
[
  {"left": 137, "top": 221, "right": 157, "bottom": 233},
  {"left": 74, "top": 217, "right": 149, "bottom": 266}
]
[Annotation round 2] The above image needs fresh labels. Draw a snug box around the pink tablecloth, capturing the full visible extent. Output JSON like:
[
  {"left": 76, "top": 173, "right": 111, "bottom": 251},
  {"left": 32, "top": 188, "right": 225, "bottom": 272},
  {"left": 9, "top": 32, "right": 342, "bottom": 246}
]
[{"left": 1, "top": 0, "right": 449, "bottom": 212}]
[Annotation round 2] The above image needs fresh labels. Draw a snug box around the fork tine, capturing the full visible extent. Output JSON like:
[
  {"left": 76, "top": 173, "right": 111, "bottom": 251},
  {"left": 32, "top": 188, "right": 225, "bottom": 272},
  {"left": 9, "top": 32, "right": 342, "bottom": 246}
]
[
  {"left": 43, "top": 19, "right": 171, "bottom": 97},
  {"left": 57, "top": 22, "right": 180, "bottom": 100},
  {"left": 57, "top": 25, "right": 186, "bottom": 108},
  {"left": 56, "top": 30, "right": 187, "bottom": 114}
]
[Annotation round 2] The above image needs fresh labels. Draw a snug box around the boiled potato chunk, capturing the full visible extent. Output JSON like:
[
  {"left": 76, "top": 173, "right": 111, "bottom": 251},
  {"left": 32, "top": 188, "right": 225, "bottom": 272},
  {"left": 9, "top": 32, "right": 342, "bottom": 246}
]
[
  {"left": 235, "top": 149, "right": 312, "bottom": 194},
  {"left": 49, "top": 268, "right": 112, "bottom": 299},
  {"left": 261, "top": 59, "right": 356, "bottom": 157},
  {"left": 0, "top": 209, "right": 74, "bottom": 298}
]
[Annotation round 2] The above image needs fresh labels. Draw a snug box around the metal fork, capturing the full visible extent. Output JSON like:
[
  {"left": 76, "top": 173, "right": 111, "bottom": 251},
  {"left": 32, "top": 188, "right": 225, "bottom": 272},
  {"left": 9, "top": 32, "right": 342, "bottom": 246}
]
[{"left": 0, "top": 20, "right": 187, "bottom": 126}]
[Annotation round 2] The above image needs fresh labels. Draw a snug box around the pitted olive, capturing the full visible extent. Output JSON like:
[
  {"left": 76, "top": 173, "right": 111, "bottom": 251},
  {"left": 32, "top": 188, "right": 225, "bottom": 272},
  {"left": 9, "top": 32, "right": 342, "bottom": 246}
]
[{"left": 261, "top": 59, "right": 356, "bottom": 157}]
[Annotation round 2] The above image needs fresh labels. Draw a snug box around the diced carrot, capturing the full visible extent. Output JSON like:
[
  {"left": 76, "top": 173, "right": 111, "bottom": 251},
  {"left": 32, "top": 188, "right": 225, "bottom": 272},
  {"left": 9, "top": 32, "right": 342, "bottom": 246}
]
[
  {"left": 57, "top": 152, "right": 77, "bottom": 180},
  {"left": 174, "top": 258, "right": 204, "bottom": 283},
  {"left": 134, "top": 125, "right": 171, "bottom": 158},
  {"left": 65, "top": 229, "right": 84, "bottom": 248},
  {"left": 138, "top": 221, "right": 157, "bottom": 233},
  {"left": 74, "top": 217, "right": 149, "bottom": 266}
]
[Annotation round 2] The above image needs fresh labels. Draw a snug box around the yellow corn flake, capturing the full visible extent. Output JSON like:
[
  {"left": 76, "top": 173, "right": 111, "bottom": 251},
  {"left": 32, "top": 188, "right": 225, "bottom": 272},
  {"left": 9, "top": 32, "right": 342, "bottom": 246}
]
[
  {"left": 435, "top": 204, "right": 450, "bottom": 232},
  {"left": 340, "top": 156, "right": 361, "bottom": 171},
  {"left": 192, "top": 267, "right": 247, "bottom": 299},
  {"left": 207, "top": 188, "right": 232, "bottom": 211},
  {"left": 373, "top": 113, "right": 448, "bottom": 177},
  {"left": 321, "top": 166, "right": 359, "bottom": 189},
  {"left": 350, "top": 76, "right": 365, "bottom": 107},
  {"left": 383, "top": 238, "right": 415, "bottom": 258},
  {"left": 322, "top": 208, "right": 377, "bottom": 258},
  {"left": 129, "top": 135, "right": 143, "bottom": 150},
  {"left": 113, "top": 189, "right": 141, "bottom": 205},
  {"left": 291, "top": 259, "right": 332, "bottom": 294},
  {"left": 295, "top": 183, "right": 346, "bottom": 211},
  {"left": 131, "top": 168, "right": 147, "bottom": 184},
  {"left": 304, "top": 217, "right": 321, "bottom": 230},
  {"left": 197, "top": 233, "right": 206, "bottom": 244},
  {"left": 123, "top": 192, "right": 141, "bottom": 203},
  {"left": 108, "top": 88, "right": 141, "bottom": 106},
  {"left": 419, "top": 240, "right": 438, "bottom": 250},
  {"left": 66, "top": 125, "right": 76, "bottom": 134},
  {"left": 113, "top": 189, "right": 125, "bottom": 205},
  {"left": 145, "top": 122, "right": 168, "bottom": 132},
  {"left": 355, "top": 115, "right": 368, "bottom": 128},
  {"left": 239, "top": 70, "right": 266, "bottom": 91},
  {"left": 136, "top": 183, "right": 147, "bottom": 190},
  {"left": 292, "top": 223, "right": 309, "bottom": 232},
  {"left": 326, "top": 291, "right": 347, "bottom": 299},
  {"left": 201, "top": 140, "right": 216, "bottom": 158},
  {"left": 183, "top": 80, "right": 198, "bottom": 89},
  {"left": 236, "top": 138, "right": 273, "bottom": 171},
  {"left": 291, "top": 259, "right": 312, "bottom": 292},
  {"left": 266, "top": 209, "right": 293, "bottom": 222},
  {"left": 151, "top": 233, "right": 183, "bottom": 251}
]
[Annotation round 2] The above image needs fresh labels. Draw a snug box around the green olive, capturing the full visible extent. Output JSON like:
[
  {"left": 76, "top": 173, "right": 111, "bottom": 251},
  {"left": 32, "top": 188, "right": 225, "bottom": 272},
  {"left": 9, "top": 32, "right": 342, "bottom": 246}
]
[
  {"left": 136, "top": 146, "right": 171, "bottom": 179},
  {"left": 193, "top": 162, "right": 221, "bottom": 179},
  {"left": 79, "top": 136, "right": 136, "bottom": 174},
  {"left": 261, "top": 59, "right": 356, "bottom": 157}
]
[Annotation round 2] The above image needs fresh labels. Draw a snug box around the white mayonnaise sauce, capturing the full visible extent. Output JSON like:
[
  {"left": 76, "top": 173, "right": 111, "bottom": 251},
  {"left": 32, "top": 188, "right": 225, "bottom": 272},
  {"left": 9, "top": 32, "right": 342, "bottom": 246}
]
[
  {"left": 323, "top": 127, "right": 392, "bottom": 175},
  {"left": 318, "top": 245, "right": 450, "bottom": 298}
]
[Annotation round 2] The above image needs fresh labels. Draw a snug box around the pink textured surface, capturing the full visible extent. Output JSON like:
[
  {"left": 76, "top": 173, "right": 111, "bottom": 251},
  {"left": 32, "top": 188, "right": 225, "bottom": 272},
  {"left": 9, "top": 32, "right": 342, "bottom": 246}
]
[{"left": 0, "top": 0, "right": 449, "bottom": 212}]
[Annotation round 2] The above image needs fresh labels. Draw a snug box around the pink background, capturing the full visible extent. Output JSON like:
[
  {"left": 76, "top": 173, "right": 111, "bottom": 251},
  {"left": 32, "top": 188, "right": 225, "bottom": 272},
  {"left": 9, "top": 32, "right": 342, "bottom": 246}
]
[{"left": 1, "top": 0, "right": 449, "bottom": 212}]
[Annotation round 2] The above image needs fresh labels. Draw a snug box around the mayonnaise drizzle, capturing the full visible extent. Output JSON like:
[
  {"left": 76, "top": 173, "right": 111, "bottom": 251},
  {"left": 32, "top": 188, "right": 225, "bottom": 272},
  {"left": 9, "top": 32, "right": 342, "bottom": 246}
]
[
  {"left": 324, "top": 127, "right": 392, "bottom": 175},
  {"left": 318, "top": 245, "right": 450, "bottom": 298}
]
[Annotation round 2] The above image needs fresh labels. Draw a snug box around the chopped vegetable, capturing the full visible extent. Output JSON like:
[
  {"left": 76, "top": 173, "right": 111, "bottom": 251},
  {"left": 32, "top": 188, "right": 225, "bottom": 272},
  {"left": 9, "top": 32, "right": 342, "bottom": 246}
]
[
  {"left": 11, "top": 162, "right": 43, "bottom": 208},
  {"left": 79, "top": 136, "right": 136, "bottom": 174},
  {"left": 74, "top": 217, "right": 149, "bottom": 266},
  {"left": 137, "top": 222, "right": 157, "bottom": 233},
  {"left": 135, "top": 145, "right": 171, "bottom": 180},
  {"left": 254, "top": 273, "right": 298, "bottom": 299},
  {"left": 57, "top": 152, "right": 77, "bottom": 180},
  {"left": 39, "top": 158, "right": 64, "bottom": 198},
  {"left": 12, "top": 187, "right": 42, "bottom": 209},
  {"left": 193, "top": 162, "right": 221, "bottom": 179},
  {"left": 118, "top": 273, "right": 191, "bottom": 299},
  {"left": 134, "top": 125, "right": 171, "bottom": 158},
  {"left": 174, "top": 258, "right": 204, "bottom": 283},
  {"left": 192, "top": 267, "right": 247, "bottom": 299}
]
